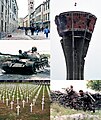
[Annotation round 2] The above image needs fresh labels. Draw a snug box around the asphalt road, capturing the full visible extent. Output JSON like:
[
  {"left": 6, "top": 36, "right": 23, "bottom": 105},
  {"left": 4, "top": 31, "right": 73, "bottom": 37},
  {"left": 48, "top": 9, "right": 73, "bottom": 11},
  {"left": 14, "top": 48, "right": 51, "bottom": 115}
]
[
  {"left": 1, "top": 29, "right": 50, "bottom": 40},
  {"left": 0, "top": 67, "right": 50, "bottom": 80}
]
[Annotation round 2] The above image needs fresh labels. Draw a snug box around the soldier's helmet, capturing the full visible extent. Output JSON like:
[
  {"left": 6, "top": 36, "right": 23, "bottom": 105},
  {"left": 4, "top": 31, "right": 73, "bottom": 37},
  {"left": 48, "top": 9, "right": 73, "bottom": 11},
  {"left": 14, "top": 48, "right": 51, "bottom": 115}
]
[
  {"left": 32, "top": 47, "right": 37, "bottom": 52},
  {"left": 79, "top": 90, "right": 83, "bottom": 92},
  {"left": 70, "top": 85, "right": 73, "bottom": 88},
  {"left": 79, "top": 90, "right": 84, "bottom": 95},
  {"left": 19, "top": 50, "right": 22, "bottom": 54}
]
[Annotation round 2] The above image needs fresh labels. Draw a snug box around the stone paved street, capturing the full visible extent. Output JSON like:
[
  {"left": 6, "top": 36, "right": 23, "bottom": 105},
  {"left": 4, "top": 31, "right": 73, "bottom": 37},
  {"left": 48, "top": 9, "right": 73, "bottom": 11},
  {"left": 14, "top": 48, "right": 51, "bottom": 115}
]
[
  {"left": 28, "top": 33, "right": 50, "bottom": 40},
  {"left": 1, "top": 29, "right": 50, "bottom": 40},
  {"left": 1, "top": 30, "right": 31, "bottom": 40},
  {"left": 27, "top": 30, "right": 50, "bottom": 40}
]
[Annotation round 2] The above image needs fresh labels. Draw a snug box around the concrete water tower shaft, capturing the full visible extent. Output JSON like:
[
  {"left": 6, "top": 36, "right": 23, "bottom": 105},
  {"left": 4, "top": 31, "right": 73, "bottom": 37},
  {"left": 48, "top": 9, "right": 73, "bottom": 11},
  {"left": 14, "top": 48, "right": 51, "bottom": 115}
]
[{"left": 55, "top": 11, "right": 97, "bottom": 80}]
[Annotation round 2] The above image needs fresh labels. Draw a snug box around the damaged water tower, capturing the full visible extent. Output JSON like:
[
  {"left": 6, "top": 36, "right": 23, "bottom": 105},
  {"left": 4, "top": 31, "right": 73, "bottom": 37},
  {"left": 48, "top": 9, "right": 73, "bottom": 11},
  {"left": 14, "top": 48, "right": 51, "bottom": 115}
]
[{"left": 55, "top": 11, "right": 97, "bottom": 80}]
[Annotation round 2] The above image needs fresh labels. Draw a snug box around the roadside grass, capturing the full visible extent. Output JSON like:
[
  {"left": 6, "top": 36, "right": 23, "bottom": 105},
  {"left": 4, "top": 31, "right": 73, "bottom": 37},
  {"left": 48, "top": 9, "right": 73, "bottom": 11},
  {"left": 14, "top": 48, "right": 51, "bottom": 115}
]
[{"left": 51, "top": 102, "right": 101, "bottom": 118}]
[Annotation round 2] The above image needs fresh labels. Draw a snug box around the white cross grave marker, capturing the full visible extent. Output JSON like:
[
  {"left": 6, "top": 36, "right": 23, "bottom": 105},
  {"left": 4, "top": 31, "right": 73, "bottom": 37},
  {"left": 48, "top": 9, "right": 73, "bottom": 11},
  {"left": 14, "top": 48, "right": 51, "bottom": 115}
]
[
  {"left": 30, "top": 103, "right": 33, "bottom": 113},
  {"left": 26, "top": 96, "right": 29, "bottom": 103},
  {"left": 10, "top": 101, "right": 14, "bottom": 109},
  {"left": 6, "top": 92, "right": 7, "bottom": 98},
  {"left": 33, "top": 99, "right": 36, "bottom": 106},
  {"left": 12, "top": 95, "right": 14, "bottom": 101},
  {"left": 6, "top": 98, "right": 9, "bottom": 106},
  {"left": 16, "top": 105, "right": 20, "bottom": 116},
  {"left": 0, "top": 94, "right": 1, "bottom": 100},
  {"left": 17, "top": 97, "right": 19, "bottom": 104},
  {"left": 21, "top": 94, "right": 23, "bottom": 100},
  {"left": 41, "top": 100, "right": 44, "bottom": 111},
  {"left": 9, "top": 94, "right": 11, "bottom": 100},
  {"left": 2, "top": 96, "right": 5, "bottom": 103},
  {"left": 29, "top": 94, "right": 31, "bottom": 100},
  {"left": 42, "top": 96, "right": 45, "bottom": 101},
  {"left": 22, "top": 100, "right": 25, "bottom": 108}
]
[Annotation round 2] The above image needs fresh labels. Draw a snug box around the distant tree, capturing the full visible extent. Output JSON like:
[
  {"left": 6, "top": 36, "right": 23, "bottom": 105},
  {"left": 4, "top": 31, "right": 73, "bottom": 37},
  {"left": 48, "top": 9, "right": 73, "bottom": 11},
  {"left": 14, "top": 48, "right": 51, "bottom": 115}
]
[
  {"left": 87, "top": 80, "right": 101, "bottom": 91},
  {"left": 40, "top": 54, "right": 50, "bottom": 58}
]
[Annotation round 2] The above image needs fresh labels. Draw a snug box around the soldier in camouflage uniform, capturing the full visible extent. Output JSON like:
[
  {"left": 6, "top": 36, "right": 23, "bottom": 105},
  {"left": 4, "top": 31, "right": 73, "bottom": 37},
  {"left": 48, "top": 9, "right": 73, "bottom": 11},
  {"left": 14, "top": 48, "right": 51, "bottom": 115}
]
[
  {"left": 66, "top": 86, "right": 78, "bottom": 109},
  {"left": 78, "top": 90, "right": 95, "bottom": 112}
]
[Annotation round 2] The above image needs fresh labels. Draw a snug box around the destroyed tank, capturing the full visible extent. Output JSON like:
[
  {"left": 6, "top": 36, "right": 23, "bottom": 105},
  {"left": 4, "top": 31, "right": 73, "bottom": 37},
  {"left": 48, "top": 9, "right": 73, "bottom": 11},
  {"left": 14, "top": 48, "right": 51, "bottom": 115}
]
[{"left": 0, "top": 52, "right": 49, "bottom": 75}]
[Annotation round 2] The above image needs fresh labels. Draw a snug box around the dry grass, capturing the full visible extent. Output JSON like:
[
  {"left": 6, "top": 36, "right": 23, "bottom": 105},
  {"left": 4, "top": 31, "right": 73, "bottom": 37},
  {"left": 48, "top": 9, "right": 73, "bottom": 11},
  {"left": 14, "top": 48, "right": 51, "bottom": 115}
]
[{"left": 50, "top": 102, "right": 101, "bottom": 120}]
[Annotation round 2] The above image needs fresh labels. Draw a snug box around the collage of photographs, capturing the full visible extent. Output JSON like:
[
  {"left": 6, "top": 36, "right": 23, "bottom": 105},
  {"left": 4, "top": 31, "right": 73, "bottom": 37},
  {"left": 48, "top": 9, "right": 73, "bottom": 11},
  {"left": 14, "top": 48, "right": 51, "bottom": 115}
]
[{"left": 0, "top": 0, "right": 101, "bottom": 120}]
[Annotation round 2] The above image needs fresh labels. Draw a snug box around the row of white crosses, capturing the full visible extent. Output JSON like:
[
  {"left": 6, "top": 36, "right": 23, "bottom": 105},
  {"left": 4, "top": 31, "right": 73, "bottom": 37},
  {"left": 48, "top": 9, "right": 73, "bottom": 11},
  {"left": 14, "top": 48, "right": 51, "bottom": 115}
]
[
  {"left": 3, "top": 85, "right": 35, "bottom": 103},
  {"left": 41, "top": 85, "right": 50, "bottom": 110},
  {"left": 17, "top": 85, "right": 42, "bottom": 115},
  {"left": 0, "top": 83, "right": 38, "bottom": 99},
  {"left": 42, "top": 85, "right": 45, "bottom": 111},
  {"left": 16, "top": 85, "right": 42, "bottom": 115},
  {"left": 30, "top": 85, "right": 43, "bottom": 113},
  {"left": 46, "top": 85, "right": 50, "bottom": 99}
]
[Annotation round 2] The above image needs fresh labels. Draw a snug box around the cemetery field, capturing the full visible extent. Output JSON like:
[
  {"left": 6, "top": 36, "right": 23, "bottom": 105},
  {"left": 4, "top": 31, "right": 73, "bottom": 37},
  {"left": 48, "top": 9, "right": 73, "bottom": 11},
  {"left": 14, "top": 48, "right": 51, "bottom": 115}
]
[{"left": 0, "top": 83, "right": 50, "bottom": 120}]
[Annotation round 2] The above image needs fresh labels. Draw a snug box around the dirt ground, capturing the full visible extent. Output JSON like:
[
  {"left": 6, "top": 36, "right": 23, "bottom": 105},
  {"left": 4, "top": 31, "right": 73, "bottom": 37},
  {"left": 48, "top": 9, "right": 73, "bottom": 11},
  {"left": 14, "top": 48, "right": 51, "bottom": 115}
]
[{"left": 0, "top": 68, "right": 50, "bottom": 80}]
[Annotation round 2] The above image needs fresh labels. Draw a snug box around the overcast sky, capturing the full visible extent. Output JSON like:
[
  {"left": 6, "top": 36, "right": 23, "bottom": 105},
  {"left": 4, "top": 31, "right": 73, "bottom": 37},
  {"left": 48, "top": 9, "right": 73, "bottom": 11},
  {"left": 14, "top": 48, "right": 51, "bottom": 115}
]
[
  {"left": 0, "top": 40, "right": 50, "bottom": 55},
  {"left": 51, "top": 80, "right": 97, "bottom": 94},
  {"left": 17, "top": 0, "right": 44, "bottom": 18},
  {"left": 51, "top": 0, "right": 101, "bottom": 80}
]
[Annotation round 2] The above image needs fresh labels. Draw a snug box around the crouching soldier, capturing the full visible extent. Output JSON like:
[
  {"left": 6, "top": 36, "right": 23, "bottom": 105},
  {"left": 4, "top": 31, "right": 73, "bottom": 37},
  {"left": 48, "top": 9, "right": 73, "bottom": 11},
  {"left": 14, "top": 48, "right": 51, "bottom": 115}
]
[{"left": 79, "top": 90, "right": 95, "bottom": 112}]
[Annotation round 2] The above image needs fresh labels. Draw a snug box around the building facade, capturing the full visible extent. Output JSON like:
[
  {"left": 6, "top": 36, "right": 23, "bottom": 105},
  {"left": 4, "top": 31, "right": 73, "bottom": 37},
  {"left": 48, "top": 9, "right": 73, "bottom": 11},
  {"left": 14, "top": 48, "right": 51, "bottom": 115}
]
[
  {"left": 30, "top": 0, "right": 50, "bottom": 29},
  {"left": 18, "top": 18, "right": 24, "bottom": 28},
  {"left": 23, "top": 15, "right": 29, "bottom": 28},
  {"left": 0, "top": 0, "right": 18, "bottom": 38},
  {"left": 42, "top": 0, "right": 50, "bottom": 28},
  {"left": 28, "top": 0, "right": 34, "bottom": 27},
  {"left": 28, "top": 0, "right": 34, "bottom": 15}
]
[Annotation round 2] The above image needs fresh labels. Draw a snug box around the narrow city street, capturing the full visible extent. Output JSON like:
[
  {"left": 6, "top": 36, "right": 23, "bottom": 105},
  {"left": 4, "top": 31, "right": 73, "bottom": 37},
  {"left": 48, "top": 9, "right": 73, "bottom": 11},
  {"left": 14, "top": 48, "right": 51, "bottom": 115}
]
[{"left": 1, "top": 29, "right": 50, "bottom": 40}]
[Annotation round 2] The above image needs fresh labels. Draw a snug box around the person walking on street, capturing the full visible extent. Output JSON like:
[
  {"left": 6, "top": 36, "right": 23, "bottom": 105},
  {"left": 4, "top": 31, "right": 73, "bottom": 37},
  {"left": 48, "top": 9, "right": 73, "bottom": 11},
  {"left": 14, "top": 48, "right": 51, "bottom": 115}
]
[
  {"left": 41, "top": 27, "right": 44, "bottom": 32},
  {"left": 44, "top": 26, "right": 50, "bottom": 38},
  {"left": 25, "top": 27, "right": 29, "bottom": 35},
  {"left": 36, "top": 26, "right": 39, "bottom": 35},
  {"left": 30, "top": 25, "right": 35, "bottom": 35}
]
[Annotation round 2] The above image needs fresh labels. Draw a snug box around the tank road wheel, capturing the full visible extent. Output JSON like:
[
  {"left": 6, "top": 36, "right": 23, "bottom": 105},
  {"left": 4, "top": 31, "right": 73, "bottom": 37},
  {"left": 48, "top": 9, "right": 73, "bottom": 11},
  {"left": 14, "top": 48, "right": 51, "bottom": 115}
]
[
  {"left": 32, "top": 64, "right": 37, "bottom": 74},
  {"left": 25, "top": 62, "right": 37, "bottom": 74}
]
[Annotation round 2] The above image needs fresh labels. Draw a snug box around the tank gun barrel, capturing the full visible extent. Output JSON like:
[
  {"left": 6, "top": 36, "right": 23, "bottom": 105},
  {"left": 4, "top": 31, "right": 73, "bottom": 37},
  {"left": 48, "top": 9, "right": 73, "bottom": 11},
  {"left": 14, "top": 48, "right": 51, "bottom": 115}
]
[
  {"left": 0, "top": 52, "right": 19, "bottom": 57},
  {"left": 62, "top": 88, "right": 67, "bottom": 90}
]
